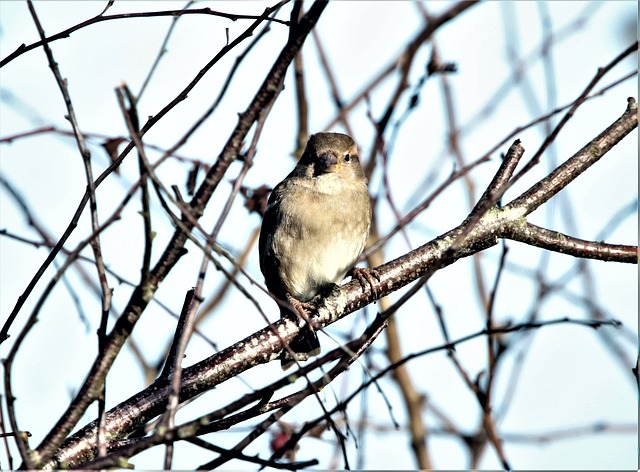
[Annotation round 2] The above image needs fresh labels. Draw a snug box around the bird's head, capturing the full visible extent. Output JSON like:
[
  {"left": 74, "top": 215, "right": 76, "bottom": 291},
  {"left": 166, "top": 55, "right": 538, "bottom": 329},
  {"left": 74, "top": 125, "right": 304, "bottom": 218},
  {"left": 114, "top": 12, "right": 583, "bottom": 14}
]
[{"left": 296, "top": 132, "right": 365, "bottom": 181}]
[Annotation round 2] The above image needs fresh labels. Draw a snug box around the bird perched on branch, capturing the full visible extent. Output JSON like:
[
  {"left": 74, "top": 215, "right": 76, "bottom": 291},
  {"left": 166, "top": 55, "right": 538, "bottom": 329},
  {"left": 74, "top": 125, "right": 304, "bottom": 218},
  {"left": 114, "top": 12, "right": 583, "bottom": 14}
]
[{"left": 259, "top": 132, "right": 372, "bottom": 369}]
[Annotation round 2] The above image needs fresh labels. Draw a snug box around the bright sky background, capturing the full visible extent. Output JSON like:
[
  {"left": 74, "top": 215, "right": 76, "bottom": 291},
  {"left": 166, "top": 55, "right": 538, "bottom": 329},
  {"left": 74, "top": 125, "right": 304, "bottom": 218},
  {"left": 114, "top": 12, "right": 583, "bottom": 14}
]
[{"left": 0, "top": 1, "right": 637, "bottom": 470}]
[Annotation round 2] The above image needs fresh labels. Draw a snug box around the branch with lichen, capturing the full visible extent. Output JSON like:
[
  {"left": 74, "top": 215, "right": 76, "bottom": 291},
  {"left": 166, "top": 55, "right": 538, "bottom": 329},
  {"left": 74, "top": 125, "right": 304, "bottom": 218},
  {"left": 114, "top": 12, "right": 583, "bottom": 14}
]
[{"left": 43, "top": 97, "right": 637, "bottom": 469}]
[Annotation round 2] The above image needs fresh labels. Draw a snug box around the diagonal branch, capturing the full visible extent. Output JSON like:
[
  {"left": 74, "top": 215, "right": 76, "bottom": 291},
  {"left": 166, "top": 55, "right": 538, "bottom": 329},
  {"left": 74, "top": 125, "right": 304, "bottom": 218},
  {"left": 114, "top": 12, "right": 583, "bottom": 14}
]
[
  {"left": 507, "top": 97, "right": 638, "bottom": 215},
  {"left": 43, "top": 97, "right": 638, "bottom": 470},
  {"left": 27, "top": 2, "right": 327, "bottom": 468},
  {"left": 0, "top": 0, "right": 286, "bottom": 347}
]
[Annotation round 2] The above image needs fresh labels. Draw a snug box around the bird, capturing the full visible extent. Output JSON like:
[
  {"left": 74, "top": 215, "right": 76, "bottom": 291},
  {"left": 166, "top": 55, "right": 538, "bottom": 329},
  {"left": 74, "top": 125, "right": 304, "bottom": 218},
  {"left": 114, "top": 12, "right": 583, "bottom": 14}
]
[{"left": 259, "top": 132, "right": 372, "bottom": 369}]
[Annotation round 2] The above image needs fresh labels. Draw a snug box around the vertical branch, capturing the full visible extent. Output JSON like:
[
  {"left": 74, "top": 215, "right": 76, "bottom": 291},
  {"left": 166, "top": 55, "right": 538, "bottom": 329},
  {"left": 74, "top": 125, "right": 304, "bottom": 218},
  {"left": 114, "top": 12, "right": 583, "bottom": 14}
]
[
  {"left": 0, "top": 395, "right": 17, "bottom": 470},
  {"left": 120, "top": 85, "right": 154, "bottom": 289},
  {"left": 25, "top": 0, "right": 113, "bottom": 319},
  {"left": 433, "top": 41, "right": 490, "bottom": 310},
  {"left": 479, "top": 243, "right": 511, "bottom": 469},
  {"left": 29, "top": 3, "right": 328, "bottom": 466},
  {"left": 23, "top": 1, "right": 115, "bottom": 465},
  {"left": 292, "top": 3, "right": 309, "bottom": 156},
  {"left": 158, "top": 289, "right": 198, "bottom": 470},
  {"left": 0, "top": 1, "right": 288, "bottom": 346},
  {"left": 311, "top": 29, "right": 354, "bottom": 136},
  {"left": 367, "top": 223, "right": 433, "bottom": 469}
]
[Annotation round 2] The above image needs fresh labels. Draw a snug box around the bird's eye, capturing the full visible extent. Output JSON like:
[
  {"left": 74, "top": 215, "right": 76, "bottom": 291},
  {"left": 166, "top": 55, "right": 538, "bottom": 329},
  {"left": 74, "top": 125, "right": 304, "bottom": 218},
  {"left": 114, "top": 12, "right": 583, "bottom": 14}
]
[{"left": 344, "top": 153, "right": 351, "bottom": 162}]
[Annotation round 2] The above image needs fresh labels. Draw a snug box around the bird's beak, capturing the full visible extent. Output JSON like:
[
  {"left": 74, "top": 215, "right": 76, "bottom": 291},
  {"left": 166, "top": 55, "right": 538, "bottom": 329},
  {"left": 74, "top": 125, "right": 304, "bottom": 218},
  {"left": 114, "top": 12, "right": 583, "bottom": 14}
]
[{"left": 318, "top": 151, "right": 340, "bottom": 173}]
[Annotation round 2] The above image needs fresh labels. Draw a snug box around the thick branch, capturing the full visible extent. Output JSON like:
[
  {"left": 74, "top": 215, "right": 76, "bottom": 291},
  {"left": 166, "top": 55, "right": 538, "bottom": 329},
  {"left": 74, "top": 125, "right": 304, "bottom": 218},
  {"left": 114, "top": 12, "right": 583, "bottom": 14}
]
[
  {"left": 46, "top": 202, "right": 502, "bottom": 468},
  {"left": 45, "top": 97, "right": 638, "bottom": 469}
]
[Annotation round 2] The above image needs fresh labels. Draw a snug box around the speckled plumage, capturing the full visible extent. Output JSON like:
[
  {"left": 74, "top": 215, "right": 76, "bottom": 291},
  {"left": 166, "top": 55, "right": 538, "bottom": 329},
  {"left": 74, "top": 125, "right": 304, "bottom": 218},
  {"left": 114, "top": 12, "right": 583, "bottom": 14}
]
[{"left": 259, "top": 132, "right": 371, "bottom": 369}]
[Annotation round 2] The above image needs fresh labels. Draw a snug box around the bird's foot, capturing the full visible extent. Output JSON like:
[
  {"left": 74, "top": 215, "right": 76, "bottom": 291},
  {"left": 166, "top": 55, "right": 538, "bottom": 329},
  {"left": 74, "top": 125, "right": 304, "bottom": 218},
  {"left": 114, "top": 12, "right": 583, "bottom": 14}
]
[
  {"left": 285, "top": 293, "right": 315, "bottom": 328},
  {"left": 281, "top": 293, "right": 321, "bottom": 370},
  {"left": 349, "top": 267, "right": 381, "bottom": 300}
]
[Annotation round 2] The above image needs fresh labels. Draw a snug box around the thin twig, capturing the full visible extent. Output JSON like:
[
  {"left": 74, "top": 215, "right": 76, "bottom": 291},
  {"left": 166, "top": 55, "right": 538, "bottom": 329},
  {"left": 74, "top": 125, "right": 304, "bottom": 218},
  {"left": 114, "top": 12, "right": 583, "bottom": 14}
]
[
  {"left": 29, "top": 4, "right": 328, "bottom": 467},
  {"left": 159, "top": 289, "right": 197, "bottom": 470},
  {"left": 0, "top": 6, "right": 289, "bottom": 68}
]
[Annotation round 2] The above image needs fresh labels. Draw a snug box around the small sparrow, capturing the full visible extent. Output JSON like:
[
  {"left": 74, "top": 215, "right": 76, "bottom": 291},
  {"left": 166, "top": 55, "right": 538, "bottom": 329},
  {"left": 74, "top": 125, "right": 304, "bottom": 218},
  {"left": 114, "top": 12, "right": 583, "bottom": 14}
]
[{"left": 259, "top": 132, "right": 372, "bottom": 369}]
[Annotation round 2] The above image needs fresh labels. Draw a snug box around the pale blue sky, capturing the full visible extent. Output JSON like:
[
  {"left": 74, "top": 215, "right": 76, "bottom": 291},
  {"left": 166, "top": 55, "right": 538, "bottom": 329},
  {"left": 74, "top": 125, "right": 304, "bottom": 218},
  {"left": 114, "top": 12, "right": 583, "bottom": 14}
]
[{"left": 1, "top": 1, "right": 637, "bottom": 469}]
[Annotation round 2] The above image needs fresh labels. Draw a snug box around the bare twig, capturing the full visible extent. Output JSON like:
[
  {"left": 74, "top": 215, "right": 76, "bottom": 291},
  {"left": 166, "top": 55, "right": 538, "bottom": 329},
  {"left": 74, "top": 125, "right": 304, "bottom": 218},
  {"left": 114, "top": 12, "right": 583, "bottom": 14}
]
[
  {"left": 0, "top": 1, "right": 287, "bottom": 347},
  {"left": 136, "top": 0, "right": 197, "bottom": 101},
  {"left": 0, "top": 6, "right": 290, "bottom": 68},
  {"left": 158, "top": 289, "right": 198, "bottom": 470},
  {"left": 27, "top": 4, "right": 328, "bottom": 467}
]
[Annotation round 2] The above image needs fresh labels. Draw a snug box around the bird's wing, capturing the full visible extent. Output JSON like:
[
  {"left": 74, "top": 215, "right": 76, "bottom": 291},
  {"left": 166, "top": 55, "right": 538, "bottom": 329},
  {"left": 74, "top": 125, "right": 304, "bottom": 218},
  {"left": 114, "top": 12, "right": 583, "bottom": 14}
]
[{"left": 258, "top": 182, "right": 288, "bottom": 299}]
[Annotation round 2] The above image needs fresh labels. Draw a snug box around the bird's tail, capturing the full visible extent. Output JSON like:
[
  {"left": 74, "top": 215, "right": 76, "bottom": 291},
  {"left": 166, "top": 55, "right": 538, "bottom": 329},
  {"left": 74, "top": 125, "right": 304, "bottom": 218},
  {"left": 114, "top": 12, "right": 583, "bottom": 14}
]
[{"left": 280, "top": 328, "right": 321, "bottom": 370}]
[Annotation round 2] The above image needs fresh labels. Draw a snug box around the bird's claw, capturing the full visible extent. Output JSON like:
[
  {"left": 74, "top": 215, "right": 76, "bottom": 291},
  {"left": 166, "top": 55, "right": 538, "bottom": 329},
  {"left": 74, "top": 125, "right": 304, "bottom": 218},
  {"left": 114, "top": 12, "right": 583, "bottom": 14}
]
[
  {"left": 349, "top": 267, "right": 381, "bottom": 300},
  {"left": 286, "top": 293, "right": 315, "bottom": 328}
]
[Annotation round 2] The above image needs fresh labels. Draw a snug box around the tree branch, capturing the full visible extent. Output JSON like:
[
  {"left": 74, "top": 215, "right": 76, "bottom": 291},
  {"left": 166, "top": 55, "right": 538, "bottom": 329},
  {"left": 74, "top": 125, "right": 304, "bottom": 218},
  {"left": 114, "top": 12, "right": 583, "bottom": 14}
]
[
  {"left": 26, "top": 3, "right": 327, "bottom": 468},
  {"left": 507, "top": 97, "right": 638, "bottom": 215},
  {"left": 505, "top": 222, "right": 637, "bottom": 263},
  {"left": 0, "top": 7, "right": 290, "bottom": 68},
  {"left": 44, "top": 95, "right": 637, "bottom": 467}
]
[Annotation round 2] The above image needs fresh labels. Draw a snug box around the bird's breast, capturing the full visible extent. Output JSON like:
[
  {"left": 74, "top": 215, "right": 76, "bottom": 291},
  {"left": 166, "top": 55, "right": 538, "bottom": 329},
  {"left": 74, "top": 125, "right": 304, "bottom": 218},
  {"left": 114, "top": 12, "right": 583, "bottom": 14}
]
[{"left": 272, "top": 182, "right": 370, "bottom": 301}]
